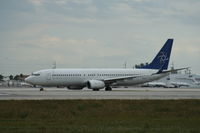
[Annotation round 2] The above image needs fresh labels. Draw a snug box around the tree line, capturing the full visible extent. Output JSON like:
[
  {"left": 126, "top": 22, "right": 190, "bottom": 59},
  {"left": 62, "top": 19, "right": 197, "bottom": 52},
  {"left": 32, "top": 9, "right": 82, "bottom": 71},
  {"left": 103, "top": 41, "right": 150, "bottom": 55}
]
[{"left": 0, "top": 74, "right": 29, "bottom": 81}]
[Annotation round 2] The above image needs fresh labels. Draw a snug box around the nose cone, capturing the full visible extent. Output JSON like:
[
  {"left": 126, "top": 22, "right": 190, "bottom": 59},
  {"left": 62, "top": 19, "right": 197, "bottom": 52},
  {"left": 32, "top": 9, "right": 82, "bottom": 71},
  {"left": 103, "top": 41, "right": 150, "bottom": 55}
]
[{"left": 25, "top": 76, "right": 33, "bottom": 84}]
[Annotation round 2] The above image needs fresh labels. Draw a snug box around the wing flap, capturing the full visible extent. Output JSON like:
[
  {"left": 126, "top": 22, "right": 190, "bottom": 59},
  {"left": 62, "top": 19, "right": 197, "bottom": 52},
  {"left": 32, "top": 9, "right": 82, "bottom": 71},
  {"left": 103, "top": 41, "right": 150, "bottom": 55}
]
[
  {"left": 103, "top": 75, "right": 141, "bottom": 84},
  {"left": 161, "top": 67, "right": 190, "bottom": 74}
]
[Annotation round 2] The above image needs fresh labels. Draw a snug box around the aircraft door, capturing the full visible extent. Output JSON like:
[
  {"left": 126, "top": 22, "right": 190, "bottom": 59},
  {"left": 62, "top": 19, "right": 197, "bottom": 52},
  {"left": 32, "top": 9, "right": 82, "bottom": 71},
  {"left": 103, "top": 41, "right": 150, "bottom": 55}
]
[{"left": 46, "top": 72, "right": 52, "bottom": 80}]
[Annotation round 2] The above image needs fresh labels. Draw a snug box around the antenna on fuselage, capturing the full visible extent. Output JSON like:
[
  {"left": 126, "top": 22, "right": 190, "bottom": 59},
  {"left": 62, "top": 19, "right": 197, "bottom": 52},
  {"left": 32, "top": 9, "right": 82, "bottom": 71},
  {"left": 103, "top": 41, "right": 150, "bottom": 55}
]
[
  {"left": 124, "top": 61, "right": 127, "bottom": 69},
  {"left": 52, "top": 61, "right": 56, "bottom": 69}
]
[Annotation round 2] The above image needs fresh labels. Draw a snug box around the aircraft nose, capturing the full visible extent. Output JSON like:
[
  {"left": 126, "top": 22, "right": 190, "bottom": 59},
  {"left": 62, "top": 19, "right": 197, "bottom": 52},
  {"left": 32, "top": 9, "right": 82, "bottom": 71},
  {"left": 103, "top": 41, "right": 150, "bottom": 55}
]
[{"left": 25, "top": 76, "right": 32, "bottom": 84}]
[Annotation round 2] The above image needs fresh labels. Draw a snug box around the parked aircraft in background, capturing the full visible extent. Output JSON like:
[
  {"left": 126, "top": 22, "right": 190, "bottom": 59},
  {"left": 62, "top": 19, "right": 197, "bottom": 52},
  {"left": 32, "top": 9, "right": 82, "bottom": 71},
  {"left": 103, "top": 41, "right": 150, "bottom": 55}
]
[
  {"left": 25, "top": 39, "right": 184, "bottom": 91},
  {"left": 142, "top": 82, "right": 169, "bottom": 88},
  {"left": 143, "top": 71, "right": 200, "bottom": 88},
  {"left": 142, "top": 81, "right": 190, "bottom": 88}
]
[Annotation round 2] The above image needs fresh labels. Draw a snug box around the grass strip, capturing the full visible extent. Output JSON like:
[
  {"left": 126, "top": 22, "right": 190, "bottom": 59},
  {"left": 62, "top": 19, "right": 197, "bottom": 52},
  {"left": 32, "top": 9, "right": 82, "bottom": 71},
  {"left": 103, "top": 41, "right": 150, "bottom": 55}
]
[{"left": 0, "top": 100, "right": 200, "bottom": 133}]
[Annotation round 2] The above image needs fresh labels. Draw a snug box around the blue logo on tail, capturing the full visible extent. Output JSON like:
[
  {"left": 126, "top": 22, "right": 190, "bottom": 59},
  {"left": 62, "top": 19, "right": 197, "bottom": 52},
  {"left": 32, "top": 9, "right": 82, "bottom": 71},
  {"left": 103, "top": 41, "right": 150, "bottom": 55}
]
[
  {"left": 158, "top": 52, "right": 169, "bottom": 64},
  {"left": 137, "top": 39, "right": 173, "bottom": 70}
]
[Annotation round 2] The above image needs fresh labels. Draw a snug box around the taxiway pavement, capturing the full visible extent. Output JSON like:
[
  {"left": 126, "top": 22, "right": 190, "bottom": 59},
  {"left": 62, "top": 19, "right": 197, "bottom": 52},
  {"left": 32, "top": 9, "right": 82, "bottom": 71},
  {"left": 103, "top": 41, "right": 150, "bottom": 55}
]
[{"left": 0, "top": 87, "right": 200, "bottom": 100}]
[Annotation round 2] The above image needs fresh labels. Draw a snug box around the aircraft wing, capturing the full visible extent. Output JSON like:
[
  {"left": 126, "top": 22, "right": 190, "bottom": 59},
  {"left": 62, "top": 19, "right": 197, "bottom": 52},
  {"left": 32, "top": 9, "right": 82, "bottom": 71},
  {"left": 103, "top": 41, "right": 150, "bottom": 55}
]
[
  {"left": 103, "top": 75, "right": 142, "bottom": 84},
  {"left": 102, "top": 67, "right": 189, "bottom": 85},
  {"left": 161, "top": 67, "right": 190, "bottom": 74}
]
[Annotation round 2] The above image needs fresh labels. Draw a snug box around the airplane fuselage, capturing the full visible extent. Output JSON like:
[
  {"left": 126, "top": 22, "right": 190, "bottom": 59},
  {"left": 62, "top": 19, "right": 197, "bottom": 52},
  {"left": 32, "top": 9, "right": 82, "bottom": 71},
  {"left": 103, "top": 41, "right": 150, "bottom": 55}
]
[
  {"left": 25, "top": 39, "right": 174, "bottom": 91},
  {"left": 25, "top": 68, "right": 168, "bottom": 89}
]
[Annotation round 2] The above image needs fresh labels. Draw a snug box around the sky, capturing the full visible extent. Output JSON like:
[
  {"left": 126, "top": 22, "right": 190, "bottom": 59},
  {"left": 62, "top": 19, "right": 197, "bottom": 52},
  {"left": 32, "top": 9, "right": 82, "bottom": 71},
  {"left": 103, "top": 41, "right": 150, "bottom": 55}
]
[{"left": 0, "top": 0, "right": 200, "bottom": 75}]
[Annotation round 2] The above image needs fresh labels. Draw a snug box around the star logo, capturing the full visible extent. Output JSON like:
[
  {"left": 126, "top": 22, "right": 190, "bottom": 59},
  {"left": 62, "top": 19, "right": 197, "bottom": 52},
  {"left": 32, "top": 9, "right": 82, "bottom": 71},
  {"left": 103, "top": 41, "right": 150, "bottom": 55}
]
[{"left": 157, "top": 52, "right": 168, "bottom": 64}]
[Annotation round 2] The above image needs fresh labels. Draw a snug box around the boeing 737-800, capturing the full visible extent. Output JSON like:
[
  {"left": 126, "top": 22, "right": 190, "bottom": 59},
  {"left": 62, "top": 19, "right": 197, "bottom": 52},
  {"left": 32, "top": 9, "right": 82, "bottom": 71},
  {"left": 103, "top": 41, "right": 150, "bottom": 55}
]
[{"left": 25, "top": 39, "right": 178, "bottom": 91}]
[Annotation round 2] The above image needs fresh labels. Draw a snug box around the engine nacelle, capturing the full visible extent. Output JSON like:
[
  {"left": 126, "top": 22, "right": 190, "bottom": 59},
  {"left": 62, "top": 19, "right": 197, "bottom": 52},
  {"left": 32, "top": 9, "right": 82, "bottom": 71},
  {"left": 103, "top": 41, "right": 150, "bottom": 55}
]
[{"left": 87, "top": 80, "right": 105, "bottom": 89}]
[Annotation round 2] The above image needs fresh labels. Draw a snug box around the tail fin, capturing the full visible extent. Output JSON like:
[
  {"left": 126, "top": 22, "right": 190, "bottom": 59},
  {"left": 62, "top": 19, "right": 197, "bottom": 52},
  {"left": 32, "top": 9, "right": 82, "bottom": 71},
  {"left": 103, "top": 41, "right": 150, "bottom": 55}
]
[{"left": 137, "top": 39, "right": 173, "bottom": 70}]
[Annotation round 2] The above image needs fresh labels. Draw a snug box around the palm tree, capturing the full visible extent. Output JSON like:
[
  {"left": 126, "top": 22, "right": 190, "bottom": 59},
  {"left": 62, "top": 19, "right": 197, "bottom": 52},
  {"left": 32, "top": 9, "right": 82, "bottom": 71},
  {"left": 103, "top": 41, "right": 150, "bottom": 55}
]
[
  {"left": 9, "top": 75, "right": 13, "bottom": 80},
  {"left": 0, "top": 74, "right": 3, "bottom": 81}
]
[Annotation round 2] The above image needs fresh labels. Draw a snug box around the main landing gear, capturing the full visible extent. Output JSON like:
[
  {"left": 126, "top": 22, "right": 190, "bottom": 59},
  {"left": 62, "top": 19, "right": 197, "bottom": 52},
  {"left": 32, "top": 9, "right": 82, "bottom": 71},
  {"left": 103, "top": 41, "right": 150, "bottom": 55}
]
[
  {"left": 105, "top": 86, "right": 112, "bottom": 91},
  {"left": 92, "top": 86, "right": 112, "bottom": 91}
]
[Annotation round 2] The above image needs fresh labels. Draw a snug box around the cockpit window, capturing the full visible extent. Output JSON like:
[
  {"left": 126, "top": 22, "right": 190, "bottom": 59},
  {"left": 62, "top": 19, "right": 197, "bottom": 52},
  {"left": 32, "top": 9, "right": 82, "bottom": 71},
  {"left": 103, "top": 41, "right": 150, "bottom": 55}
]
[{"left": 31, "top": 73, "right": 40, "bottom": 76}]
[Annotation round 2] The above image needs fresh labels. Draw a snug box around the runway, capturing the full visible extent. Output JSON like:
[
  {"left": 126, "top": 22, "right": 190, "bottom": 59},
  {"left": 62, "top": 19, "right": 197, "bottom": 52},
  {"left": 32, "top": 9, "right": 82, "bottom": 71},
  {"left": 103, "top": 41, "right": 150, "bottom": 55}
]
[{"left": 0, "top": 87, "right": 200, "bottom": 100}]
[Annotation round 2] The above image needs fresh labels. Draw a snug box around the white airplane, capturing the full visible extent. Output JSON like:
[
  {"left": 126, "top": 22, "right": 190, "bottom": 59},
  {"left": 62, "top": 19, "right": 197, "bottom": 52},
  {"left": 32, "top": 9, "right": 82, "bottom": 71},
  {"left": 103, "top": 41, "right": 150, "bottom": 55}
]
[
  {"left": 170, "top": 82, "right": 190, "bottom": 88},
  {"left": 142, "top": 81, "right": 190, "bottom": 88},
  {"left": 25, "top": 39, "right": 183, "bottom": 91},
  {"left": 142, "top": 82, "right": 168, "bottom": 88}
]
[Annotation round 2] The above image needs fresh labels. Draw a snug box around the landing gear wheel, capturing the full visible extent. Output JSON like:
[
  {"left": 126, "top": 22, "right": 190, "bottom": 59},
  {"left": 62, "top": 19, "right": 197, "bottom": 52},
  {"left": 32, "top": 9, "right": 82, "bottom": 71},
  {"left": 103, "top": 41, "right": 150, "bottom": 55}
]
[
  {"left": 40, "top": 88, "right": 44, "bottom": 91},
  {"left": 93, "top": 89, "right": 99, "bottom": 91},
  {"left": 105, "top": 86, "right": 112, "bottom": 91}
]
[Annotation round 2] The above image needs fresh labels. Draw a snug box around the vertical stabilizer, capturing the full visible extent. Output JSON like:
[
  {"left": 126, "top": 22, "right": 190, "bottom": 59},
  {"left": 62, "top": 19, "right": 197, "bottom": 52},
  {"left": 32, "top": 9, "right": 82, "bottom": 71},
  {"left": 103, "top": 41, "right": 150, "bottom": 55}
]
[{"left": 137, "top": 39, "right": 173, "bottom": 70}]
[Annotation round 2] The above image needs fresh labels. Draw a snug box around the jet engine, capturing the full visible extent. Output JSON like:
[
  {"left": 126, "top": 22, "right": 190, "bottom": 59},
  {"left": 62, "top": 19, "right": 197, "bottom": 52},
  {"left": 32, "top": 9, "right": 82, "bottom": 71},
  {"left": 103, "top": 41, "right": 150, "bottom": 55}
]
[{"left": 87, "top": 80, "right": 105, "bottom": 89}]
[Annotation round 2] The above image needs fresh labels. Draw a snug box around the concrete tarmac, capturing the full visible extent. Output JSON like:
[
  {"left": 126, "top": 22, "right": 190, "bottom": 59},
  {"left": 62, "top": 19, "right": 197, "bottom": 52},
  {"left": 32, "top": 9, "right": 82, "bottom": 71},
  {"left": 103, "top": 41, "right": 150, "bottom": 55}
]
[{"left": 0, "top": 87, "right": 200, "bottom": 100}]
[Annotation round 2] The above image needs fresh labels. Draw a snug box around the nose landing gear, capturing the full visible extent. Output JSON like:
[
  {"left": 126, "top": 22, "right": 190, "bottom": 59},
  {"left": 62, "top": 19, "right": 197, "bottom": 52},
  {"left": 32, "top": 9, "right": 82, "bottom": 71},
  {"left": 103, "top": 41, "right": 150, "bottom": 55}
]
[{"left": 40, "top": 88, "right": 44, "bottom": 91}]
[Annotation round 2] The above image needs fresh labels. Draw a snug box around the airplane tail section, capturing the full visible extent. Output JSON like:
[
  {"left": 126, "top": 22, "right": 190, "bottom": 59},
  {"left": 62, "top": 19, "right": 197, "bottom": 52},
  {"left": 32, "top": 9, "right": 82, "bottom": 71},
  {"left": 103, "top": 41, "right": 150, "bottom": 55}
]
[{"left": 137, "top": 39, "right": 173, "bottom": 70}]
